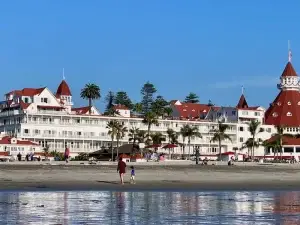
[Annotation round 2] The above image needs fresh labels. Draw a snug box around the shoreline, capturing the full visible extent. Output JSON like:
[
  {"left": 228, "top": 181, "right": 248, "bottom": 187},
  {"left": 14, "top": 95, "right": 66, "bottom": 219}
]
[{"left": 1, "top": 163, "right": 300, "bottom": 191}]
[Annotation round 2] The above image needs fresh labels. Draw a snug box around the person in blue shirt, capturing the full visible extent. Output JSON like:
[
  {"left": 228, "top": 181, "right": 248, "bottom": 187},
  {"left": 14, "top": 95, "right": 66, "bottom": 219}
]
[{"left": 130, "top": 166, "right": 135, "bottom": 184}]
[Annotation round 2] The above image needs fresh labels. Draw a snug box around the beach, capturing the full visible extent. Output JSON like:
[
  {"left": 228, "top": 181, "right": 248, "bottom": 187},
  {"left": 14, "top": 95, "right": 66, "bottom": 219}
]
[{"left": 1, "top": 162, "right": 300, "bottom": 191}]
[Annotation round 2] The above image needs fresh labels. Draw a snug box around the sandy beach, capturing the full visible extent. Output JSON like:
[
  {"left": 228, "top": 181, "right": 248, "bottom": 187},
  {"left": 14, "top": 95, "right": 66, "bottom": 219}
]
[{"left": 1, "top": 162, "right": 300, "bottom": 191}]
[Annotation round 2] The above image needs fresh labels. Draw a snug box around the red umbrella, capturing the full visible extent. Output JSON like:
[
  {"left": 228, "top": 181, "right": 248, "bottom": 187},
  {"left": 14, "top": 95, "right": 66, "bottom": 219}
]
[
  {"left": 145, "top": 144, "right": 161, "bottom": 149},
  {"left": 162, "top": 144, "right": 178, "bottom": 149}
]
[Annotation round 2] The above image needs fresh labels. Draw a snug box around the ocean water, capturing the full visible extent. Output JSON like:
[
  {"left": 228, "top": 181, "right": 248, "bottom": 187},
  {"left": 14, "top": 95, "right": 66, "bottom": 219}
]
[{"left": 0, "top": 191, "right": 300, "bottom": 224}]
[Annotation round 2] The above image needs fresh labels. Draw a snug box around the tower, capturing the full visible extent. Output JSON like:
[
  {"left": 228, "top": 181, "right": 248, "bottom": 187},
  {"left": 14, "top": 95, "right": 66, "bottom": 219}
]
[
  {"left": 56, "top": 78, "right": 73, "bottom": 109},
  {"left": 265, "top": 47, "right": 300, "bottom": 127}
]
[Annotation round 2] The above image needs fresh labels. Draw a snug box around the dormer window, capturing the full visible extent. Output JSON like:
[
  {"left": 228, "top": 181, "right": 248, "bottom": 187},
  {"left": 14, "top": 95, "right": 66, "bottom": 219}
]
[
  {"left": 298, "top": 101, "right": 300, "bottom": 105},
  {"left": 277, "top": 102, "right": 281, "bottom": 106},
  {"left": 183, "top": 109, "right": 187, "bottom": 111},
  {"left": 192, "top": 109, "right": 195, "bottom": 112},
  {"left": 287, "top": 101, "right": 291, "bottom": 105},
  {"left": 287, "top": 112, "right": 292, "bottom": 116},
  {"left": 272, "top": 112, "right": 278, "bottom": 117}
]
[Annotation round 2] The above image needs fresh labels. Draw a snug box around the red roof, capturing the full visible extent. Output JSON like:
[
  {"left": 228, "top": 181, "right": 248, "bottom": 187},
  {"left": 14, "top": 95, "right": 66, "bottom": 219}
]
[
  {"left": 281, "top": 62, "right": 297, "bottom": 77},
  {"left": 265, "top": 135, "right": 300, "bottom": 146},
  {"left": 265, "top": 90, "right": 300, "bottom": 126},
  {"left": 72, "top": 106, "right": 91, "bottom": 114},
  {"left": 0, "top": 136, "right": 39, "bottom": 146},
  {"left": 236, "top": 94, "right": 248, "bottom": 108},
  {"left": 6, "top": 88, "right": 45, "bottom": 97},
  {"left": 173, "top": 102, "right": 214, "bottom": 119},
  {"left": 56, "top": 80, "right": 72, "bottom": 96},
  {"left": 113, "top": 104, "right": 129, "bottom": 110}
]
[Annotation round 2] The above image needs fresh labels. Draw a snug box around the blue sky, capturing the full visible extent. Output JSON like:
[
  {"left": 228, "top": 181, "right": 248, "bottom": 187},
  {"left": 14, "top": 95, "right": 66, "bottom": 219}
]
[{"left": 1, "top": 0, "right": 300, "bottom": 110}]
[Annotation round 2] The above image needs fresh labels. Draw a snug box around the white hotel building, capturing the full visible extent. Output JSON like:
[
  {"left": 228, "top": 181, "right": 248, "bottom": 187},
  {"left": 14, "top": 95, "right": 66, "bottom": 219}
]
[{"left": 0, "top": 75, "right": 278, "bottom": 158}]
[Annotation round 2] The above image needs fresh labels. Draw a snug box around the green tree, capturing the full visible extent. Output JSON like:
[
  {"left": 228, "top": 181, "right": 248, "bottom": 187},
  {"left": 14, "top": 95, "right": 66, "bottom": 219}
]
[
  {"left": 210, "top": 122, "right": 232, "bottom": 160},
  {"left": 128, "top": 127, "right": 140, "bottom": 153},
  {"left": 166, "top": 128, "right": 175, "bottom": 143},
  {"left": 105, "top": 91, "right": 115, "bottom": 113},
  {"left": 151, "top": 95, "right": 169, "bottom": 118},
  {"left": 150, "top": 132, "right": 166, "bottom": 145},
  {"left": 137, "top": 130, "right": 148, "bottom": 144},
  {"left": 184, "top": 125, "right": 202, "bottom": 159},
  {"left": 248, "top": 120, "right": 263, "bottom": 159},
  {"left": 80, "top": 83, "right": 101, "bottom": 114},
  {"left": 43, "top": 145, "right": 50, "bottom": 160},
  {"left": 116, "top": 122, "right": 128, "bottom": 158},
  {"left": 106, "top": 120, "right": 119, "bottom": 160},
  {"left": 184, "top": 92, "right": 199, "bottom": 103},
  {"left": 141, "top": 81, "right": 157, "bottom": 114},
  {"left": 142, "top": 111, "right": 159, "bottom": 144},
  {"left": 133, "top": 103, "right": 143, "bottom": 115},
  {"left": 114, "top": 91, "right": 133, "bottom": 109},
  {"left": 164, "top": 107, "right": 173, "bottom": 118}
]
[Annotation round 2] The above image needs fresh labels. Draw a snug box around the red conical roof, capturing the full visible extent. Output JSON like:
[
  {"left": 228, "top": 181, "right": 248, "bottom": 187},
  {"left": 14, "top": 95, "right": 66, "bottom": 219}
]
[
  {"left": 236, "top": 94, "right": 248, "bottom": 108},
  {"left": 281, "top": 62, "right": 297, "bottom": 77},
  {"left": 56, "top": 80, "right": 72, "bottom": 96},
  {"left": 265, "top": 90, "right": 300, "bottom": 126}
]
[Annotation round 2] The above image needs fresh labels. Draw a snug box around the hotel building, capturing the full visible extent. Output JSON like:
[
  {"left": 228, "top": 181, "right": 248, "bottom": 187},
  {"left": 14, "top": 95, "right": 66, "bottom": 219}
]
[{"left": 1, "top": 57, "right": 300, "bottom": 158}]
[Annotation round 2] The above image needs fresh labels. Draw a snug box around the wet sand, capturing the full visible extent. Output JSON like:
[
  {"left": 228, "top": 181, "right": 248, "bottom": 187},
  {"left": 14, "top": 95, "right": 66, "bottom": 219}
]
[{"left": 1, "top": 163, "right": 300, "bottom": 191}]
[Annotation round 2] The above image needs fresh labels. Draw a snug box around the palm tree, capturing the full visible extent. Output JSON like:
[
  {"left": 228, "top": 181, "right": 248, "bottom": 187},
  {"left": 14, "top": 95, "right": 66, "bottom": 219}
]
[
  {"left": 184, "top": 125, "right": 202, "bottom": 159},
  {"left": 180, "top": 125, "right": 189, "bottom": 158},
  {"left": 241, "top": 138, "right": 261, "bottom": 156},
  {"left": 116, "top": 122, "right": 128, "bottom": 158},
  {"left": 150, "top": 132, "right": 166, "bottom": 152},
  {"left": 166, "top": 128, "right": 178, "bottom": 159},
  {"left": 210, "top": 122, "right": 232, "bottom": 160},
  {"left": 142, "top": 111, "right": 158, "bottom": 144},
  {"left": 137, "top": 130, "right": 148, "bottom": 156},
  {"left": 271, "top": 125, "right": 293, "bottom": 159},
  {"left": 248, "top": 120, "right": 263, "bottom": 159},
  {"left": 128, "top": 127, "right": 140, "bottom": 153},
  {"left": 106, "top": 120, "right": 118, "bottom": 160},
  {"left": 166, "top": 128, "right": 175, "bottom": 143},
  {"left": 80, "top": 83, "right": 101, "bottom": 114}
]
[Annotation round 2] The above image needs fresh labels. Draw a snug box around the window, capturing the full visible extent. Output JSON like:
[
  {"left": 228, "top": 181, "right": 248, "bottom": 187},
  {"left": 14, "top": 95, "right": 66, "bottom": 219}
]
[
  {"left": 242, "top": 111, "right": 248, "bottom": 115},
  {"left": 284, "top": 147, "right": 294, "bottom": 153},
  {"left": 232, "top": 111, "right": 236, "bottom": 116},
  {"left": 41, "top": 98, "right": 48, "bottom": 103},
  {"left": 272, "top": 112, "right": 278, "bottom": 117},
  {"left": 239, "top": 127, "right": 244, "bottom": 131},
  {"left": 254, "top": 112, "right": 260, "bottom": 116},
  {"left": 24, "top": 98, "right": 29, "bottom": 103},
  {"left": 296, "top": 148, "right": 300, "bottom": 153},
  {"left": 287, "top": 101, "right": 291, "bottom": 105},
  {"left": 24, "top": 129, "right": 29, "bottom": 134},
  {"left": 239, "top": 137, "right": 243, "bottom": 142},
  {"left": 287, "top": 112, "right": 292, "bottom": 116},
  {"left": 277, "top": 102, "right": 281, "bottom": 106},
  {"left": 34, "top": 129, "right": 39, "bottom": 134}
]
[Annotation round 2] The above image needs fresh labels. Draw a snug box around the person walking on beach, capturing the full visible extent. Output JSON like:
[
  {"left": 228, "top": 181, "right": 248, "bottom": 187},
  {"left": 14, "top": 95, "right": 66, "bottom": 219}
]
[
  {"left": 64, "top": 147, "right": 70, "bottom": 163},
  {"left": 130, "top": 166, "right": 136, "bottom": 184},
  {"left": 117, "top": 157, "right": 126, "bottom": 185}
]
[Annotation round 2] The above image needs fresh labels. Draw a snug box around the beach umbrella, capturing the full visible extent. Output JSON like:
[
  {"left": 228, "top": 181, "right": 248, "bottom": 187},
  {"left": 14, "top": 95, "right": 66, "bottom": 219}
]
[
  {"left": 162, "top": 144, "right": 178, "bottom": 149},
  {"left": 162, "top": 144, "right": 178, "bottom": 159}
]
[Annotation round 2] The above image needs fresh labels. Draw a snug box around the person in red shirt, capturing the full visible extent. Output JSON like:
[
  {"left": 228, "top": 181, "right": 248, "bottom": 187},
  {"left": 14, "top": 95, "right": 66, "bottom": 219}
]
[{"left": 117, "top": 157, "right": 126, "bottom": 185}]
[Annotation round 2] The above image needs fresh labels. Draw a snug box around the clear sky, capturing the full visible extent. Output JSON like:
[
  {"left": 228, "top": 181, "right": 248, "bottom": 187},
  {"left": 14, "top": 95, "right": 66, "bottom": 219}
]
[{"left": 1, "top": 0, "right": 300, "bottom": 110}]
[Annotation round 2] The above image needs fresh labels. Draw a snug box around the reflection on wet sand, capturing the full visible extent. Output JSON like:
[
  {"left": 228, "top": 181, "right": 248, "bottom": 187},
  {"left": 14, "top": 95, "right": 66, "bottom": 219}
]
[{"left": 0, "top": 191, "right": 300, "bottom": 224}]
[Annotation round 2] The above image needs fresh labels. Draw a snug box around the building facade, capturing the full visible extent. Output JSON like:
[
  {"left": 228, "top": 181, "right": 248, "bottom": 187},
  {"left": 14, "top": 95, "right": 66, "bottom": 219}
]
[{"left": 0, "top": 77, "right": 276, "bottom": 158}]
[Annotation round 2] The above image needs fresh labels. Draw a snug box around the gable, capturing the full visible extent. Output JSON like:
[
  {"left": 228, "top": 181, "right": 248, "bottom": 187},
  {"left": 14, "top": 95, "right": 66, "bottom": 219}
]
[{"left": 34, "top": 88, "right": 61, "bottom": 106}]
